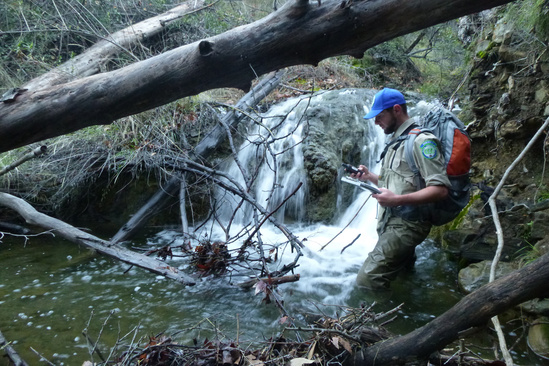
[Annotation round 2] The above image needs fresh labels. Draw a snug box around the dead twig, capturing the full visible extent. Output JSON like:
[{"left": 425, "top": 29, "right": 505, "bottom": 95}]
[
  {"left": 30, "top": 347, "right": 55, "bottom": 365},
  {"left": 320, "top": 195, "right": 371, "bottom": 251},
  {"left": 238, "top": 274, "right": 301, "bottom": 289},
  {"left": 487, "top": 117, "right": 549, "bottom": 366}
]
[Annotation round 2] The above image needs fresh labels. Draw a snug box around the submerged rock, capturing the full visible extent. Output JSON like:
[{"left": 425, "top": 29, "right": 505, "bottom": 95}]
[
  {"left": 457, "top": 259, "right": 518, "bottom": 294},
  {"left": 528, "top": 317, "right": 549, "bottom": 361}
]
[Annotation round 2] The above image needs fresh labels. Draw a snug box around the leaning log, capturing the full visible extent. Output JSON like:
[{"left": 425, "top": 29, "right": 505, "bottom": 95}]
[
  {"left": 357, "top": 252, "right": 549, "bottom": 365},
  {"left": 0, "top": 192, "right": 195, "bottom": 285},
  {"left": 21, "top": 0, "right": 207, "bottom": 91},
  {"left": 0, "top": 145, "right": 47, "bottom": 176},
  {"left": 0, "top": 0, "right": 516, "bottom": 153},
  {"left": 110, "top": 70, "right": 284, "bottom": 244}
]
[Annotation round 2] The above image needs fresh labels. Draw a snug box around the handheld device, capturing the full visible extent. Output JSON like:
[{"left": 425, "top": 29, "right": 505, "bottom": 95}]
[
  {"left": 341, "top": 176, "right": 381, "bottom": 194},
  {"left": 342, "top": 163, "right": 361, "bottom": 175}
]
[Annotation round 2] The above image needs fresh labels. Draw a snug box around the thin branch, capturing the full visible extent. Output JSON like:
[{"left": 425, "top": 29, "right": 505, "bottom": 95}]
[
  {"left": 0, "top": 145, "right": 47, "bottom": 176},
  {"left": 0, "top": 192, "right": 196, "bottom": 285},
  {"left": 487, "top": 116, "right": 549, "bottom": 366},
  {"left": 243, "top": 182, "right": 303, "bottom": 246},
  {"left": 320, "top": 194, "right": 371, "bottom": 251}
]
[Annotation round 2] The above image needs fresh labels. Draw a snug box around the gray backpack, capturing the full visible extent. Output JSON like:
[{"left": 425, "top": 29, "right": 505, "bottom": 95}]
[{"left": 394, "top": 108, "right": 471, "bottom": 225}]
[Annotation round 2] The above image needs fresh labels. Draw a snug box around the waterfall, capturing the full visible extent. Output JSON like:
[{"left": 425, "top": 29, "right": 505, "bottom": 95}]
[
  {"left": 216, "top": 96, "right": 310, "bottom": 224},
  {"left": 215, "top": 89, "right": 384, "bottom": 225},
  {"left": 199, "top": 89, "right": 386, "bottom": 305},
  {"left": 185, "top": 91, "right": 460, "bottom": 312},
  {"left": 0, "top": 92, "right": 472, "bottom": 366}
]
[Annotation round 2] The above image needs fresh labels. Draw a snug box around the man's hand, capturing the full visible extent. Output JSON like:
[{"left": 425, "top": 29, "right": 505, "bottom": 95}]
[
  {"left": 352, "top": 165, "right": 379, "bottom": 185},
  {"left": 372, "top": 188, "right": 398, "bottom": 207},
  {"left": 373, "top": 186, "right": 448, "bottom": 207}
]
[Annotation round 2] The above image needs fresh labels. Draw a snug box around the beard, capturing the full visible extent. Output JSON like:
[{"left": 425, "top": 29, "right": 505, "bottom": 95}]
[{"left": 383, "top": 115, "right": 398, "bottom": 134}]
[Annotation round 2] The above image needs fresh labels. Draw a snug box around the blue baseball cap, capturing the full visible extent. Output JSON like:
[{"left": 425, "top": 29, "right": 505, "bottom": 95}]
[{"left": 363, "top": 88, "right": 406, "bottom": 119}]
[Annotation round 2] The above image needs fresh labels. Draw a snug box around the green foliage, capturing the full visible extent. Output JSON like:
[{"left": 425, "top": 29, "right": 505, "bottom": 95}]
[
  {"left": 352, "top": 37, "right": 411, "bottom": 83},
  {"left": 351, "top": 2, "right": 544, "bottom": 99},
  {"left": 449, "top": 193, "right": 479, "bottom": 230},
  {"left": 413, "top": 26, "right": 468, "bottom": 99},
  {"left": 516, "top": 239, "right": 541, "bottom": 267},
  {"left": 476, "top": 50, "right": 488, "bottom": 59},
  {"left": 537, "top": 188, "right": 549, "bottom": 202},
  {"left": 535, "top": 0, "right": 549, "bottom": 38},
  {"left": 522, "top": 220, "right": 534, "bottom": 240},
  {"left": 351, "top": 23, "right": 469, "bottom": 99},
  {"left": 475, "top": 41, "right": 496, "bottom": 60},
  {"left": 0, "top": 0, "right": 276, "bottom": 90},
  {"left": 504, "top": 0, "right": 549, "bottom": 39}
]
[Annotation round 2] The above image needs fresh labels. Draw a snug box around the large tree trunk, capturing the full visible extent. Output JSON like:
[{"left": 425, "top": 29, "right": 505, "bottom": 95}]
[
  {"left": 0, "top": 0, "right": 515, "bottom": 153},
  {"left": 357, "top": 252, "right": 549, "bottom": 365}
]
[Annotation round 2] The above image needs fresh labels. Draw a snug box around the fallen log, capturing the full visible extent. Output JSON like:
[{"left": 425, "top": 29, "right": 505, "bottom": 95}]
[
  {"left": 356, "top": 252, "right": 549, "bottom": 365},
  {"left": 0, "top": 192, "right": 195, "bottom": 285},
  {"left": 110, "top": 70, "right": 284, "bottom": 244},
  {"left": 0, "top": 329, "right": 29, "bottom": 366},
  {"left": 109, "top": 172, "right": 184, "bottom": 244},
  {"left": 0, "top": 0, "right": 516, "bottom": 152}
]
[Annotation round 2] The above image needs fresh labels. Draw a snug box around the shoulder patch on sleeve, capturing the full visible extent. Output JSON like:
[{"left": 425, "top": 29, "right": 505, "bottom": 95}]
[{"left": 420, "top": 140, "right": 439, "bottom": 159}]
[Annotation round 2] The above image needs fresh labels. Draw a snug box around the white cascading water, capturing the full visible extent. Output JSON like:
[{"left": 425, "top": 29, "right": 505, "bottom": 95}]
[
  {"left": 216, "top": 96, "right": 309, "bottom": 224},
  {"left": 196, "top": 90, "right": 386, "bottom": 306}
]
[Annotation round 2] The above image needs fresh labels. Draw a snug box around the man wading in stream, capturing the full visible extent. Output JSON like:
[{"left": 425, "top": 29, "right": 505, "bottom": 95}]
[{"left": 352, "top": 88, "right": 451, "bottom": 290}]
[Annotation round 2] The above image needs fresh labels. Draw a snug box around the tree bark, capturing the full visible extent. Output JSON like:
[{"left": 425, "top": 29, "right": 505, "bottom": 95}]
[
  {"left": 0, "top": 0, "right": 515, "bottom": 153},
  {"left": 357, "top": 253, "right": 549, "bottom": 365},
  {"left": 0, "top": 192, "right": 196, "bottom": 285}
]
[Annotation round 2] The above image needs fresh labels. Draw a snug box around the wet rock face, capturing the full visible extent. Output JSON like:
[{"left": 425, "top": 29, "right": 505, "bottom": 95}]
[
  {"left": 299, "top": 89, "right": 379, "bottom": 222},
  {"left": 443, "top": 187, "right": 549, "bottom": 263},
  {"left": 458, "top": 259, "right": 518, "bottom": 294},
  {"left": 527, "top": 318, "right": 549, "bottom": 360},
  {"left": 444, "top": 204, "right": 523, "bottom": 263},
  {"left": 466, "top": 19, "right": 549, "bottom": 189}
]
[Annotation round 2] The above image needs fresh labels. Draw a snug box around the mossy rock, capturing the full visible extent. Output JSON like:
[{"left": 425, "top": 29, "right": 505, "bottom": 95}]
[{"left": 528, "top": 317, "right": 549, "bottom": 360}]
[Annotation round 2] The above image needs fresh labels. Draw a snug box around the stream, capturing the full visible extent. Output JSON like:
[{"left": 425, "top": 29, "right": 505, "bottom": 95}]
[
  {"left": 1, "top": 230, "right": 539, "bottom": 365},
  {"left": 0, "top": 228, "right": 462, "bottom": 365}
]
